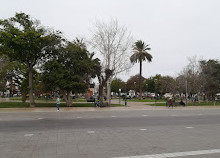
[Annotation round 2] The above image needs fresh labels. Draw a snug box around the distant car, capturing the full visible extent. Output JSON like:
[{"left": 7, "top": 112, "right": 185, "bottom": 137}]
[
  {"left": 122, "top": 95, "right": 131, "bottom": 100},
  {"left": 72, "top": 96, "right": 76, "bottom": 99},
  {"left": 163, "top": 93, "right": 172, "bottom": 98},
  {"left": 149, "top": 93, "right": 155, "bottom": 98}
]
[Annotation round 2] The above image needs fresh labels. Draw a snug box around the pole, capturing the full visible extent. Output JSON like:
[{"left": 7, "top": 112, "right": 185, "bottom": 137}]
[
  {"left": 125, "top": 83, "right": 127, "bottom": 106},
  {"left": 154, "top": 79, "right": 157, "bottom": 105},
  {"left": 119, "top": 89, "right": 121, "bottom": 105},
  {"left": 186, "top": 80, "right": 187, "bottom": 106},
  {"left": 134, "top": 82, "right": 136, "bottom": 98}
]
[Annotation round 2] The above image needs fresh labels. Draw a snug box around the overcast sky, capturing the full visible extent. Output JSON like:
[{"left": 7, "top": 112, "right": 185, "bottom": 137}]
[{"left": 1, "top": 0, "right": 220, "bottom": 81}]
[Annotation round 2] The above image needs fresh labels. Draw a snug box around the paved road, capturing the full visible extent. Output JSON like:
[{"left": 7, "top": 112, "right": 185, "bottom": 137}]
[{"left": 1, "top": 109, "right": 220, "bottom": 158}]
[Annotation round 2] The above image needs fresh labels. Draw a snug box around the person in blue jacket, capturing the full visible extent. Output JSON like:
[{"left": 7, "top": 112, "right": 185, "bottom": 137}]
[{"left": 56, "top": 96, "right": 60, "bottom": 111}]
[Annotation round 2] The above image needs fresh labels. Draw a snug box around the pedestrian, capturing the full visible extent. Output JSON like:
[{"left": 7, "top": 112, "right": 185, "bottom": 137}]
[
  {"left": 180, "top": 99, "right": 186, "bottom": 107},
  {"left": 56, "top": 96, "right": 60, "bottom": 111},
  {"left": 169, "top": 98, "right": 173, "bottom": 108}
]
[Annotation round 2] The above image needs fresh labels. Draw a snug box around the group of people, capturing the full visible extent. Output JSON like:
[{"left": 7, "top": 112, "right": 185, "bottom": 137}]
[
  {"left": 56, "top": 96, "right": 187, "bottom": 111},
  {"left": 167, "top": 98, "right": 186, "bottom": 108}
]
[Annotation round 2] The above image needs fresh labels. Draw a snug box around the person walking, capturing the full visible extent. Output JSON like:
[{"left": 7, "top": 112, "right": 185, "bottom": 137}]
[
  {"left": 168, "top": 97, "right": 173, "bottom": 108},
  {"left": 56, "top": 96, "right": 60, "bottom": 111}
]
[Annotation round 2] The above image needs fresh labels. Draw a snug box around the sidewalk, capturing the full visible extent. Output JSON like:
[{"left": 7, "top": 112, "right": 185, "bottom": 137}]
[{"left": 1, "top": 99, "right": 220, "bottom": 112}]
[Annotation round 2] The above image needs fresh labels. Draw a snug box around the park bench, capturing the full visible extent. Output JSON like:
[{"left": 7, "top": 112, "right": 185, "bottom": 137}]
[
  {"left": 96, "top": 102, "right": 109, "bottom": 107},
  {"left": 87, "top": 98, "right": 95, "bottom": 102},
  {"left": 87, "top": 98, "right": 96, "bottom": 106},
  {"left": 166, "top": 100, "right": 186, "bottom": 106}
]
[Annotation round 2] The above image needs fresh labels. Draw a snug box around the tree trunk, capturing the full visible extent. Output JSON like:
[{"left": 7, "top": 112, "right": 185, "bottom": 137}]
[
  {"left": 85, "top": 84, "right": 90, "bottom": 100},
  {"left": 106, "top": 79, "right": 111, "bottom": 105},
  {"left": 28, "top": 66, "right": 35, "bottom": 107},
  {"left": 139, "top": 61, "right": 143, "bottom": 99},
  {"left": 66, "top": 91, "right": 72, "bottom": 107},
  {"left": 63, "top": 91, "right": 72, "bottom": 107},
  {"left": 22, "top": 92, "right": 27, "bottom": 103},
  {"left": 99, "top": 85, "right": 104, "bottom": 103}
]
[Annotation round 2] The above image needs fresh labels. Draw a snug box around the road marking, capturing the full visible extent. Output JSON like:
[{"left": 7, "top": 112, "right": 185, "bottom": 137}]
[
  {"left": 87, "top": 131, "right": 95, "bottom": 134},
  {"left": 113, "top": 148, "right": 220, "bottom": 158},
  {"left": 171, "top": 114, "right": 177, "bottom": 116},
  {"left": 140, "top": 129, "right": 147, "bottom": 131},
  {"left": 111, "top": 116, "right": 117, "bottom": 118},
  {"left": 186, "top": 127, "right": 194, "bottom": 129},
  {"left": 96, "top": 116, "right": 102, "bottom": 118},
  {"left": 142, "top": 115, "right": 148, "bottom": 117},
  {"left": 37, "top": 118, "right": 43, "bottom": 120},
  {"left": 24, "top": 134, "right": 34, "bottom": 137}
]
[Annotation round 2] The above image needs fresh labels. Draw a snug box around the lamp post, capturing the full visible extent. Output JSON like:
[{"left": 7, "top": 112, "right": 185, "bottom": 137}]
[
  {"left": 119, "top": 88, "right": 121, "bottom": 105},
  {"left": 146, "top": 84, "right": 148, "bottom": 98},
  {"left": 134, "top": 82, "right": 136, "bottom": 98},
  {"left": 185, "top": 80, "right": 187, "bottom": 106},
  {"left": 154, "top": 79, "right": 158, "bottom": 105},
  {"left": 125, "top": 83, "right": 127, "bottom": 106}
]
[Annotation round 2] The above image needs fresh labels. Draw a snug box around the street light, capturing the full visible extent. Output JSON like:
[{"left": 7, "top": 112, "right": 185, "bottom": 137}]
[
  {"left": 119, "top": 88, "right": 121, "bottom": 105},
  {"left": 154, "top": 79, "right": 158, "bottom": 105},
  {"left": 125, "top": 83, "right": 127, "bottom": 106},
  {"left": 185, "top": 80, "right": 187, "bottom": 106},
  {"left": 134, "top": 82, "right": 136, "bottom": 98}
]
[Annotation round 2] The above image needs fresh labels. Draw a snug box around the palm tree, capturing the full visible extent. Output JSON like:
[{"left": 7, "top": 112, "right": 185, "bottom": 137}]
[{"left": 130, "top": 40, "right": 152, "bottom": 99}]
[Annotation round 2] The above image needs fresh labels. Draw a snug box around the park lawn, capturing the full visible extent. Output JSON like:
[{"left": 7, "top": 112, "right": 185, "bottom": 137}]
[
  {"left": 10, "top": 97, "right": 87, "bottom": 102},
  {"left": 151, "top": 101, "right": 220, "bottom": 106},
  {"left": 0, "top": 102, "right": 125, "bottom": 108},
  {"left": 10, "top": 97, "right": 56, "bottom": 102}
]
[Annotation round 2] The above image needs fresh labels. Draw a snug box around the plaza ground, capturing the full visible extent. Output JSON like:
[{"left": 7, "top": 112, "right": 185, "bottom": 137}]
[{"left": 1, "top": 100, "right": 220, "bottom": 158}]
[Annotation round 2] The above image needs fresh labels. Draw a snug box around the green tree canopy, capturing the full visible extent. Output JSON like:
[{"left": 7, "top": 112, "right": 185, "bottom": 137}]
[
  {"left": 0, "top": 55, "right": 26, "bottom": 96},
  {"left": 126, "top": 74, "right": 146, "bottom": 92},
  {"left": 200, "top": 59, "right": 220, "bottom": 100},
  {"left": 0, "top": 12, "right": 62, "bottom": 106},
  {"left": 144, "top": 74, "right": 162, "bottom": 95},
  {"left": 42, "top": 40, "right": 99, "bottom": 106},
  {"left": 111, "top": 78, "right": 124, "bottom": 93}
]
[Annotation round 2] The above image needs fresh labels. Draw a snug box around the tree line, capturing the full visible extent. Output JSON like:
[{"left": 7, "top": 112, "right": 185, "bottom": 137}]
[
  {"left": 0, "top": 13, "right": 103, "bottom": 106},
  {"left": 1, "top": 12, "right": 219, "bottom": 107},
  {"left": 0, "top": 12, "right": 152, "bottom": 106},
  {"left": 112, "top": 56, "right": 220, "bottom": 101}
]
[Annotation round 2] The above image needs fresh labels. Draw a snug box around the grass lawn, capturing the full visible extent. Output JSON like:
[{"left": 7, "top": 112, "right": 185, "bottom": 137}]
[
  {"left": 9, "top": 97, "right": 87, "bottom": 102},
  {"left": 151, "top": 101, "right": 220, "bottom": 106},
  {"left": 0, "top": 102, "right": 125, "bottom": 108}
]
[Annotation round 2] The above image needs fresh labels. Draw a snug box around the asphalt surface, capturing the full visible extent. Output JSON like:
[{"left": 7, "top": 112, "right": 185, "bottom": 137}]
[{"left": 1, "top": 109, "right": 220, "bottom": 158}]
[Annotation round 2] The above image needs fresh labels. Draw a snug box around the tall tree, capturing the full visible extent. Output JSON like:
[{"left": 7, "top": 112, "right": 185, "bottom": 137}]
[
  {"left": 200, "top": 59, "right": 220, "bottom": 100},
  {"left": 160, "top": 75, "right": 176, "bottom": 95},
  {"left": 0, "top": 12, "right": 62, "bottom": 107},
  {"left": 130, "top": 40, "right": 152, "bottom": 99},
  {"left": 176, "top": 56, "right": 204, "bottom": 101},
  {"left": 90, "top": 19, "right": 133, "bottom": 104},
  {"left": 42, "top": 40, "right": 98, "bottom": 106}
]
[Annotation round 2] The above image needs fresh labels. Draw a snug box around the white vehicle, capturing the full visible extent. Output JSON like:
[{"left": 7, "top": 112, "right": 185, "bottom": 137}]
[
  {"left": 216, "top": 93, "right": 220, "bottom": 101},
  {"left": 164, "top": 93, "right": 172, "bottom": 98}
]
